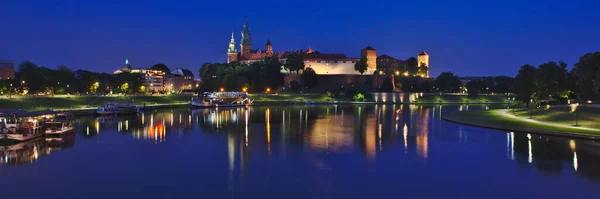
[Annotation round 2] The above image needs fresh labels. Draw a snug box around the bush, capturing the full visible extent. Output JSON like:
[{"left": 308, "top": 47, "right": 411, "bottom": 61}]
[{"left": 353, "top": 93, "right": 365, "bottom": 102}]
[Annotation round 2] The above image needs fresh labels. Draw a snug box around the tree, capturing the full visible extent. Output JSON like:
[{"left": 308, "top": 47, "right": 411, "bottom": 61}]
[
  {"left": 490, "top": 76, "right": 515, "bottom": 94},
  {"left": 285, "top": 53, "right": 305, "bottom": 73},
  {"left": 513, "top": 64, "right": 537, "bottom": 103},
  {"left": 434, "top": 72, "right": 461, "bottom": 93},
  {"left": 573, "top": 52, "right": 600, "bottom": 100},
  {"left": 301, "top": 67, "right": 318, "bottom": 89},
  {"left": 18, "top": 61, "right": 44, "bottom": 94},
  {"left": 465, "top": 79, "right": 485, "bottom": 96},
  {"left": 418, "top": 62, "right": 429, "bottom": 77},
  {"left": 151, "top": 63, "right": 171, "bottom": 75},
  {"left": 354, "top": 56, "right": 368, "bottom": 75},
  {"left": 406, "top": 57, "right": 418, "bottom": 76},
  {"left": 534, "top": 61, "right": 569, "bottom": 100}
]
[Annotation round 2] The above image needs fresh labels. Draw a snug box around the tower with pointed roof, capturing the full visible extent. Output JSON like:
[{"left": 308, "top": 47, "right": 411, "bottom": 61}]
[
  {"left": 227, "top": 32, "right": 238, "bottom": 63},
  {"left": 265, "top": 39, "right": 273, "bottom": 56},
  {"left": 240, "top": 21, "right": 252, "bottom": 57},
  {"left": 418, "top": 51, "right": 429, "bottom": 77},
  {"left": 360, "top": 45, "right": 377, "bottom": 71}
]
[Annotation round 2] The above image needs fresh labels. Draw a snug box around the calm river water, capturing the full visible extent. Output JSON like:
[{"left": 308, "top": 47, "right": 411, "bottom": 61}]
[{"left": 0, "top": 105, "right": 598, "bottom": 198}]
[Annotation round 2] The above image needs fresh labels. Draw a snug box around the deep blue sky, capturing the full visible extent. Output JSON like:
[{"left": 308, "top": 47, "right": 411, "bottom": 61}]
[{"left": 1, "top": 0, "right": 598, "bottom": 77}]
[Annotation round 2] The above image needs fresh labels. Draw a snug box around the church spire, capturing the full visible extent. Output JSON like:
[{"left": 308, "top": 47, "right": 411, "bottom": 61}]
[
  {"left": 240, "top": 21, "right": 252, "bottom": 56},
  {"left": 228, "top": 32, "right": 237, "bottom": 53}
]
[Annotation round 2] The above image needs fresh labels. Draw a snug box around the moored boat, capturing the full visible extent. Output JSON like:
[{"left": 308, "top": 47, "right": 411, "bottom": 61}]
[
  {"left": 44, "top": 112, "right": 75, "bottom": 140},
  {"left": 191, "top": 92, "right": 253, "bottom": 108},
  {"left": 0, "top": 110, "right": 54, "bottom": 144},
  {"left": 96, "top": 101, "right": 139, "bottom": 115}
]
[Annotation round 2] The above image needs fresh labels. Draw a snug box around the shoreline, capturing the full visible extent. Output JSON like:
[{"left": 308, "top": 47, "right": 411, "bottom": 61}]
[
  {"left": 57, "top": 101, "right": 511, "bottom": 116},
  {"left": 442, "top": 110, "right": 599, "bottom": 140}
]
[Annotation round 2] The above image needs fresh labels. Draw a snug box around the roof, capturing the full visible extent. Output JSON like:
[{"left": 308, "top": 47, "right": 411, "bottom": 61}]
[
  {"left": 242, "top": 51, "right": 298, "bottom": 61},
  {"left": 0, "top": 109, "right": 58, "bottom": 117},
  {"left": 181, "top": 69, "right": 194, "bottom": 77},
  {"left": 419, "top": 51, "right": 428, "bottom": 56},
  {"left": 266, "top": 39, "right": 272, "bottom": 45},
  {"left": 377, "top": 54, "right": 397, "bottom": 60},
  {"left": 362, "top": 45, "right": 376, "bottom": 51},
  {"left": 304, "top": 54, "right": 350, "bottom": 61}
]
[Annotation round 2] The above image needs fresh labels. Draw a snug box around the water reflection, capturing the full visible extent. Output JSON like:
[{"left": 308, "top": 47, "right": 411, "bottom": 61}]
[
  {"left": 0, "top": 133, "right": 75, "bottom": 166},
  {"left": 62, "top": 105, "right": 600, "bottom": 181}
]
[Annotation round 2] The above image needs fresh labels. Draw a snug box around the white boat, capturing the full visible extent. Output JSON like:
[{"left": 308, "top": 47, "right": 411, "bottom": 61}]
[
  {"left": 0, "top": 110, "right": 54, "bottom": 143},
  {"left": 44, "top": 112, "right": 75, "bottom": 138},
  {"left": 96, "top": 101, "right": 139, "bottom": 115},
  {"left": 191, "top": 92, "right": 253, "bottom": 108}
]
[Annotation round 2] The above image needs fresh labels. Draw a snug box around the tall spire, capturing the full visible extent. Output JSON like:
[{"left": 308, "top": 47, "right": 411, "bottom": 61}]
[
  {"left": 241, "top": 21, "right": 252, "bottom": 45},
  {"left": 228, "top": 32, "right": 237, "bottom": 53}
]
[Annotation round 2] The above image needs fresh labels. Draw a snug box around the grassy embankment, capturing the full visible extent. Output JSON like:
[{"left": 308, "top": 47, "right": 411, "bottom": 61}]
[
  {"left": 412, "top": 94, "right": 511, "bottom": 104},
  {"left": 0, "top": 94, "right": 513, "bottom": 111},
  {"left": 249, "top": 94, "right": 335, "bottom": 103},
  {"left": 446, "top": 106, "right": 600, "bottom": 135},
  {"left": 0, "top": 95, "right": 192, "bottom": 111}
]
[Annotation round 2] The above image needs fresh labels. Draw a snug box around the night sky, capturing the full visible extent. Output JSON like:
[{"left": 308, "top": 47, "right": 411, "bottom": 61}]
[{"left": 1, "top": 0, "right": 598, "bottom": 77}]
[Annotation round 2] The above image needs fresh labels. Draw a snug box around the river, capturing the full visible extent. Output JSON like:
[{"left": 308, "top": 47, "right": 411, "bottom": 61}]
[{"left": 0, "top": 105, "right": 598, "bottom": 198}]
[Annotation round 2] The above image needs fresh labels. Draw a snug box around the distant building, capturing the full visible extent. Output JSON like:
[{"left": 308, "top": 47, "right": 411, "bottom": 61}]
[
  {"left": 114, "top": 59, "right": 165, "bottom": 92},
  {"left": 376, "top": 51, "right": 430, "bottom": 78},
  {"left": 164, "top": 68, "right": 195, "bottom": 93},
  {"left": 417, "top": 51, "right": 430, "bottom": 78},
  {"left": 0, "top": 60, "right": 15, "bottom": 80}
]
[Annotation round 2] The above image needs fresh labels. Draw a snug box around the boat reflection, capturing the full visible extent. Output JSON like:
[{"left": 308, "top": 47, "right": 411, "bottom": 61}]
[{"left": 0, "top": 132, "right": 75, "bottom": 166}]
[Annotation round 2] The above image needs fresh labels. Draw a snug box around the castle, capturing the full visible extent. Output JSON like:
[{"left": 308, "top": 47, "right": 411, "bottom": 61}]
[{"left": 227, "top": 21, "right": 428, "bottom": 77}]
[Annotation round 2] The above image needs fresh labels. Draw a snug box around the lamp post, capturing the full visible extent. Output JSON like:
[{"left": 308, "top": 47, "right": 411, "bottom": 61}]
[
  {"left": 571, "top": 103, "right": 579, "bottom": 126},
  {"left": 529, "top": 99, "right": 533, "bottom": 119}
]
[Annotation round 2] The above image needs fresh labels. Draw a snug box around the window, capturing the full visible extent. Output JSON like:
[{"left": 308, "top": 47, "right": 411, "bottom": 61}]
[
  {"left": 334, "top": 61, "right": 338, "bottom": 63},
  {"left": 343, "top": 61, "right": 346, "bottom": 63},
  {"left": 317, "top": 61, "right": 321, "bottom": 63}
]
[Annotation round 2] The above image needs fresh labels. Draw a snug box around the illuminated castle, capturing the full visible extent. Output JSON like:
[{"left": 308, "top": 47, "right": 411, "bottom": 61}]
[{"left": 226, "top": 21, "right": 377, "bottom": 75}]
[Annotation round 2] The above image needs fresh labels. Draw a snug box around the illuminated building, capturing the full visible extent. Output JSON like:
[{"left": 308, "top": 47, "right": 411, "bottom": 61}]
[
  {"left": 114, "top": 59, "right": 165, "bottom": 91},
  {"left": 226, "top": 21, "right": 377, "bottom": 75},
  {"left": 164, "top": 68, "right": 195, "bottom": 93},
  {"left": 417, "top": 51, "right": 429, "bottom": 78}
]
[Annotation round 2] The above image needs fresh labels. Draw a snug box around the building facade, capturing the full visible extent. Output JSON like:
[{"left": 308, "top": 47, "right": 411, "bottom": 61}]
[
  {"left": 0, "top": 60, "right": 15, "bottom": 80},
  {"left": 417, "top": 51, "right": 430, "bottom": 78},
  {"left": 114, "top": 59, "right": 165, "bottom": 92},
  {"left": 164, "top": 68, "right": 195, "bottom": 93}
]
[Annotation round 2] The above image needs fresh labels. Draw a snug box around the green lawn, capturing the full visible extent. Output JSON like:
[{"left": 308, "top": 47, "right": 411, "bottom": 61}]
[
  {"left": 448, "top": 109, "right": 600, "bottom": 134},
  {"left": 413, "top": 94, "right": 511, "bottom": 104},
  {"left": 510, "top": 105, "right": 600, "bottom": 129},
  {"left": 0, "top": 95, "right": 192, "bottom": 111}
]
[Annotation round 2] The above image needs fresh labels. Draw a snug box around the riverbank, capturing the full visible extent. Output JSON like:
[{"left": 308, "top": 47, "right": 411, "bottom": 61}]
[
  {"left": 0, "top": 95, "right": 192, "bottom": 111},
  {"left": 443, "top": 109, "right": 600, "bottom": 140},
  {"left": 0, "top": 94, "right": 513, "bottom": 115},
  {"left": 412, "top": 94, "right": 510, "bottom": 104}
]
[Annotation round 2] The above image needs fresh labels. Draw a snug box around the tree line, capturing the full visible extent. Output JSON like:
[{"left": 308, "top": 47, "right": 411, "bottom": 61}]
[
  {"left": 513, "top": 52, "right": 600, "bottom": 104},
  {"left": 1, "top": 61, "right": 181, "bottom": 95}
]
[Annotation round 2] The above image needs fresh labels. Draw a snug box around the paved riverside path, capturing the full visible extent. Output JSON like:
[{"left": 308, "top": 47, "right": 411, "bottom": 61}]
[{"left": 496, "top": 109, "right": 600, "bottom": 132}]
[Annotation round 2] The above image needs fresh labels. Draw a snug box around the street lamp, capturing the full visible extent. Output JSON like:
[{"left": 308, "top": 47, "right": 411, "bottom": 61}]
[
  {"left": 571, "top": 103, "right": 579, "bottom": 126},
  {"left": 266, "top": 88, "right": 271, "bottom": 93},
  {"left": 529, "top": 99, "right": 533, "bottom": 119}
]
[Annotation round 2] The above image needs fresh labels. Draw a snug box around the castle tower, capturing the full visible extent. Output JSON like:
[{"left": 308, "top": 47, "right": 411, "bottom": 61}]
[
  {"left": 240, "top": 21, "right": 252, "bottom": 57},
  {"left": 418, "top": 51, "right": 429, "bottom": 77},
  {"left": 265, "top": 39, "right": 273, "bottom": 56},
  {"left": 227, "top": 32, "right": 238, "bottom": 63},
  {"left": 361, "top": 46, "right": 377, "bottom": 71}
]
